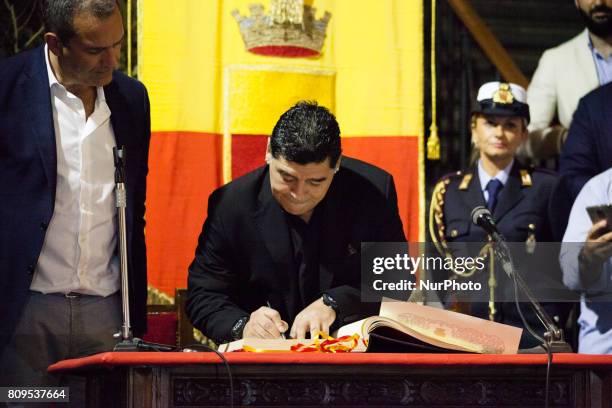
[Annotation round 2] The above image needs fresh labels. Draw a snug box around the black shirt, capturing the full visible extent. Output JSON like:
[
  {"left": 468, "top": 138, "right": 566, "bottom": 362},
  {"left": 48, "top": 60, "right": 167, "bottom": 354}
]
[{"left": 286, "top": 208, "right": 322, "bottom": 316}]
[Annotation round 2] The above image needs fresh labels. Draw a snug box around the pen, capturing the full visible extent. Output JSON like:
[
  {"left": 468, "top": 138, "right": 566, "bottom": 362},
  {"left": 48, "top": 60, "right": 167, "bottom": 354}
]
[{"left": 266, "top": 301, "right": 287, "bottom": 339}]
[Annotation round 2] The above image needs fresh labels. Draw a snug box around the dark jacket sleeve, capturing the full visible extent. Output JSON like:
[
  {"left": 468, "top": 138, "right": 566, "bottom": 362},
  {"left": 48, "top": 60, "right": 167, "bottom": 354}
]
[
  {"left": 186, "top": 191, "right": 250, "bottom": 343},
  {"left": 326, "top": 173, "right": 407, "bottom": 326},
  {"left": 130, "top": 84, "right": 150, "bottom": 336},
  {"left": 559, "top": 95, "right": 600, "bottom": 202}
]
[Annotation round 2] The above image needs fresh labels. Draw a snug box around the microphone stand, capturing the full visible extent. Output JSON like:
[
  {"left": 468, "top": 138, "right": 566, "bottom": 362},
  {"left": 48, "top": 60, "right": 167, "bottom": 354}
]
[
  {"left": 111, "top": 147, "right": 175, "bottom": 353},
  {"left": 112, "top": 146, "right": 139, "bottom": 351},
  {"left": 492, "top": 239, "right": 572, "bottom": 353}
]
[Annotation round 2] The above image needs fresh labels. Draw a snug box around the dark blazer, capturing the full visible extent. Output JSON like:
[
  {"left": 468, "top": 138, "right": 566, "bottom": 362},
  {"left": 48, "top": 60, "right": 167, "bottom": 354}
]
[
  {"left": 560, "top": 81, "right": 612, "bottom": 202},
  {"left": 0, "top": 46, "right": 150, "bottom": 350},
  {"left": 442, "top": 163, "right": 555, "bottom": 243},
  {"left": 433, "top": 161, "right": 571, "bottom": 348},
  {"left": 187, "top": 157, "right": 406, "bottom": 343}
]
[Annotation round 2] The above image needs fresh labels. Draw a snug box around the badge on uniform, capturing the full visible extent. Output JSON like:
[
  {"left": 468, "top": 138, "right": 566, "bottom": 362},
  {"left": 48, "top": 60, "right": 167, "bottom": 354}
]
[{"left": 526, "top": 223, "right": 536, "bottom": 254}]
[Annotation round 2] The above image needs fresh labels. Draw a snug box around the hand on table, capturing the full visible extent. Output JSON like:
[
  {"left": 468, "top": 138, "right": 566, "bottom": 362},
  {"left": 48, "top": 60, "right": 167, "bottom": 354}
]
[{"left": 290, "top": 297, "right": 336, "bottom": 339}]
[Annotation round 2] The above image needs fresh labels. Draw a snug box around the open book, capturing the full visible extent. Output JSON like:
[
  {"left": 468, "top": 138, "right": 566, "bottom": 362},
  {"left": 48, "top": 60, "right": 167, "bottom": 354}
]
[
  {"left": 218, "top": 300, "right": 522, "bottom": 354},
  {"left": 336, "top": 301, "right": 522, "bottom": 354}
]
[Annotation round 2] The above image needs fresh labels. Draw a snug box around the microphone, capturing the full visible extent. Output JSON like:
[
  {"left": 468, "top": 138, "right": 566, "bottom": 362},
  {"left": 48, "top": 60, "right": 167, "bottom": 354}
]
[
  {"left": 471, "top": 206, "right": 504, "bottom": 243},
  {"left": 471, "top": 206, "right": 512, "bottom": 276},
  {"left": 470, "top": 206, "right": 572, "bottom": 352},
  {"left": 113, "top": 146, "right": 125, "bottom": 184}
]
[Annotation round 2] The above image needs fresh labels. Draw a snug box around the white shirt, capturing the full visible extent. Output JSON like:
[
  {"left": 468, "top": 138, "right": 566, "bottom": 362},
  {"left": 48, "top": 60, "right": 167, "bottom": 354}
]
[
  {"left": 30, "top": 45, "right": 119, "bottom": 296},
  {"left": 560, "top": 168, "right": 612, "bottom": 354},
  {"left": 477, "top": 159, "right": 513, "bottom": 202}
]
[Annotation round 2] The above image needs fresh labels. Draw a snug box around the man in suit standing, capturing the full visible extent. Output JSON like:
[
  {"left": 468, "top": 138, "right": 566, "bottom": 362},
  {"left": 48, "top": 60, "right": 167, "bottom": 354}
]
[
  {"left": 0, "top": 0, "right": 150, "bottom": 390},
  {"left": 187, "top": 101, "right": 406, "bottom": 344},
  {"left": 527, "top": 0, "right": 612, "bottom": 159}
]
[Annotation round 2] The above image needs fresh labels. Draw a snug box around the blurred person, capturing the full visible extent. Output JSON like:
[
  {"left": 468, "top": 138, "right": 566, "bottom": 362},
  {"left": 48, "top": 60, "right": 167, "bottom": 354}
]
[
  {"left": 560, "top": 168, "right": 612, "bottom": 354},
  {"left": 559, "top": 79, "right": 612, "bottom": 203},
  {"left": 527, "top": 0, "right": 612, "bottom": 159}
]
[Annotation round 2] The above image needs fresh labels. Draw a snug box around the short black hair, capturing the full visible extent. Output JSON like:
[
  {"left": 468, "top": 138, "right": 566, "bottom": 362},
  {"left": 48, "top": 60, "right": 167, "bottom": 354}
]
[
  {"left": 270, "top": 101, "right": 341, "bottom": 168},
  {"left": 43, "top": 0, "right": 119, "bottom": 42}
]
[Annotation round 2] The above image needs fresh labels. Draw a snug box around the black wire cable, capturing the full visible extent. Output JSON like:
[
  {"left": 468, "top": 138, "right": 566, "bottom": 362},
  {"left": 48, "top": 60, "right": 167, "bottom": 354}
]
[
  {"left": 124, "top": 339, "right": 235, "bottom": 407},
  {"left": 502, "top": 249, "right": 553, "bottom": 408},
  {"left": 182, "top": 344, "right": 235, "bottom": 408}
]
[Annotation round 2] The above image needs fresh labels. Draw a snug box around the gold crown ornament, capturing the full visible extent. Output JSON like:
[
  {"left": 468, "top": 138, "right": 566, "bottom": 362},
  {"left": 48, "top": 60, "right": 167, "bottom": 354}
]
[{"left": 232, "top": 0, "right": 331, "bottom": 58}]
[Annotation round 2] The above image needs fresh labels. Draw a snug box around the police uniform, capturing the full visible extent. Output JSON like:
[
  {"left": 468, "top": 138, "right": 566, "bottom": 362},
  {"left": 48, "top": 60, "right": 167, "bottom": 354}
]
[{"left": 429, "top": 82, "right": 572, "bottom": 349}]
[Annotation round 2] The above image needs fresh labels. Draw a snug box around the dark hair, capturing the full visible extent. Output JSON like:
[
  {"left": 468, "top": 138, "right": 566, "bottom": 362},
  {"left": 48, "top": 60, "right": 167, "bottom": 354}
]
[
  {"left": 270, "top": 101, "right": 341, "bottom": 168},
  {"left": 43, "top": 0, "right": 119, "bottom": 42}
]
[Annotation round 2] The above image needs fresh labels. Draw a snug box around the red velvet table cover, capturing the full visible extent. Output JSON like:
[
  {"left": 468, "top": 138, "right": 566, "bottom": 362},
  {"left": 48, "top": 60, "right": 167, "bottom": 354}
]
[{"left": 48, "top": 352, "right": 612, "bottom": 373}]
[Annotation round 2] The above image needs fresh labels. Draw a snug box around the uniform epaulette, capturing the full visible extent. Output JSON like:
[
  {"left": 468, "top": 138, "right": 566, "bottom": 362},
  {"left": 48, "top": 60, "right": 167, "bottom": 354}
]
[
  {"left": 519, "top": 169, "right": 532, "bottom": 187},
  {"left": 522, "top": 166, "right": 557, "bottom": 186}
]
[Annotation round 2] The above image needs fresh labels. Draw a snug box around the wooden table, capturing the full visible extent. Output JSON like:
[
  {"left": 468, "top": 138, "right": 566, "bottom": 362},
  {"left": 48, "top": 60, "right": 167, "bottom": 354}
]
[{"left": 49, "top": 352, "right": 612, "bottom": 407}]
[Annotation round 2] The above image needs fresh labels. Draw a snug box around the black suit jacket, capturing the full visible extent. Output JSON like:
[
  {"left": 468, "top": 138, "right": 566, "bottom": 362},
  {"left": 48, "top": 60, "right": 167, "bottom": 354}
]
[
  {"left": 560, "top": 81, "right": 612, "bottom": 202},
  {"left": 435, "top": 162, "right": 571, "bottom": 348},
  {"left": 0, "top": 46, "right": 150, "bottom": 350},
  {"left": 187, "top": 157, "right": 406, "bottom": 343}
]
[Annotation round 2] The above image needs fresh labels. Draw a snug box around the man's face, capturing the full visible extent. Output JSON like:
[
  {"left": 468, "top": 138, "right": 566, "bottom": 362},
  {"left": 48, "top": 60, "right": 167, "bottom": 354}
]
[
  {"left": 471, "top": 115, "right": 527, "bottom": 162},
  {"left": 576, "top": 0, "right": 612, "bottom": 37},
  {"left": 58, "top": 5, "right": 124, "bottom": 88},
  {"left": 268, "top": 156, "right": 338, "bottom": 221}
]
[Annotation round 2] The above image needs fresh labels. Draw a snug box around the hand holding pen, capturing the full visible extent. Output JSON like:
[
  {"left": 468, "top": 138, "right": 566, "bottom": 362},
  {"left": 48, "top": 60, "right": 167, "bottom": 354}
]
[{"left": 242, "top": 301, "right": 288, "bottom": 339}]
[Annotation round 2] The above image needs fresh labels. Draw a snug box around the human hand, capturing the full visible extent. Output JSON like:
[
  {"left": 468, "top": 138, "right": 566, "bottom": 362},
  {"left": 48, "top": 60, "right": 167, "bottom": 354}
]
[
  {"left": 581, "top": 219, "right": 612, "bottom": 265},
  {"left": 289, "top": 297, "right": 336, "bottom": 339},
  {"left": 243, "top": 306, "right": 288, "bottom": 339}
]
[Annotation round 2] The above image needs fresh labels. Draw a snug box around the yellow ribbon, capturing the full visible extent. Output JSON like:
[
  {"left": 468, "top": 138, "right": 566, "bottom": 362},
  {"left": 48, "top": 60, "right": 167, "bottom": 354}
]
[{"left": 239, "top": 331, "right": 360, "bottom": 353}]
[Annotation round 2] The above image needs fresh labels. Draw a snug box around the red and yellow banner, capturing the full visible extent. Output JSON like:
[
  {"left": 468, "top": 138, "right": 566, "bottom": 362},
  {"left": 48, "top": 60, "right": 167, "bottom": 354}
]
[{"left": 139, "top": 0, "right": 424, "bottom": 296}]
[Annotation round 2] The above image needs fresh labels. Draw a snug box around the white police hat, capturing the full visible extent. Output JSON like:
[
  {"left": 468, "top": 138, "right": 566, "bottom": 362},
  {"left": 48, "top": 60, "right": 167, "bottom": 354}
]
[{"left": 473, "top": 81, "right": 530, "bottom": 124}]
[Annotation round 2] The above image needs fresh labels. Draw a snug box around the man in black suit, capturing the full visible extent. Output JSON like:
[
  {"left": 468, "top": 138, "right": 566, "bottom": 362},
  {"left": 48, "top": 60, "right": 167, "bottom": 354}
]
[
  {"left": 0, "top": 0, "right": 150, "bottom": 388},
  {"left": 187, "top": 101, "right": 406, "bottom": 343}
]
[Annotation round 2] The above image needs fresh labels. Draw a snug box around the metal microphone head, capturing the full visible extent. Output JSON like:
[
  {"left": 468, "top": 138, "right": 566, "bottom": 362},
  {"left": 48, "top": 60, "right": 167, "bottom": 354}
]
[
  {"left": 113, "top": 146, "right": 124, "bottom": 167},
  {"left": 471, "top": 205, "right": 492, "bottom": 227}
]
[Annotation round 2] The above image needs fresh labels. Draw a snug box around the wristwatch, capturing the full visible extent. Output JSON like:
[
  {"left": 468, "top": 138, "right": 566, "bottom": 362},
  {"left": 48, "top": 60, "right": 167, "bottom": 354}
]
[
  {"left": 231, "top": 316, "right": 249, "bottom": 340},
  {"left": 322, "top": 293, "right": 339, "bottom": 313}
]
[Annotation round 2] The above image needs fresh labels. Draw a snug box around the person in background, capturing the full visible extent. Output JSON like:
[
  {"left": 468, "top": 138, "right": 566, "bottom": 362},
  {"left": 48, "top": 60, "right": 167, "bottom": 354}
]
[
  {"left": 527, "top": 0, "right": 612, "bottom": 159},
  {"left": 430, "top": 81, "right": 571, "bottom": 349},
  {"left": 560, "top": 168, "right": 612, "bottom": 354},
  {"left": 558, "top": 78, "right": 612, "bottom": 205}
]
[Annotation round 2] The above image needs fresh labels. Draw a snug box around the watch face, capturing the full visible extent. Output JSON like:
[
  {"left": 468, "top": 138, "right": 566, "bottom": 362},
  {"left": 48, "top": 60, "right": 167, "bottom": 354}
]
[
  {"left": 231, "top": 317, "right": 248, "bottom": 340},
  {"left": 323, "top": 293, "right": 338, "bottom": 310}
]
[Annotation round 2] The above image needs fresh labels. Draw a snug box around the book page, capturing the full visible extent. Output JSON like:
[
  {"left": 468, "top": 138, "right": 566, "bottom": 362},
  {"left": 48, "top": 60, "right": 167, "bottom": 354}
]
[{"left": 380, "top": 300, "right": 522, "bottom": 354}]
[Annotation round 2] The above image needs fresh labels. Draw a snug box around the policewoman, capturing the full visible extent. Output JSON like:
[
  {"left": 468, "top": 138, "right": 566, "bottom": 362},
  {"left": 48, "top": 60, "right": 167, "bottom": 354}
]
[{"left": 429, "top": 81, "right": 571, "bottom": 349}]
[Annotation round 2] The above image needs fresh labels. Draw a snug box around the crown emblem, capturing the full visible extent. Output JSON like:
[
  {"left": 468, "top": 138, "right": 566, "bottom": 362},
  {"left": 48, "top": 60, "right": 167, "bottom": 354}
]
[
  {"left": 232, "top": 0, "right": 331, "bottom": 58},
  {"left": 492, "top": 83, "right": 514, "bottom": 105}
]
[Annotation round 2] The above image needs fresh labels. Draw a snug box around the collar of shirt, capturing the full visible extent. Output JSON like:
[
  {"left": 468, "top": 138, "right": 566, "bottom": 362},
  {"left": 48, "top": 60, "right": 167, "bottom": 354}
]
[
  {"left": 44, "top": 43, "right": 107, "bottom": 106},
  {"left": 587, "top": 33, "right": 612, "bottom": 86},
  {"left": 587, "top": 31, "right": 612, "bottom": 60},
  {"left": 477, "top": 159, "right": 513, "bottom": 194}
]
